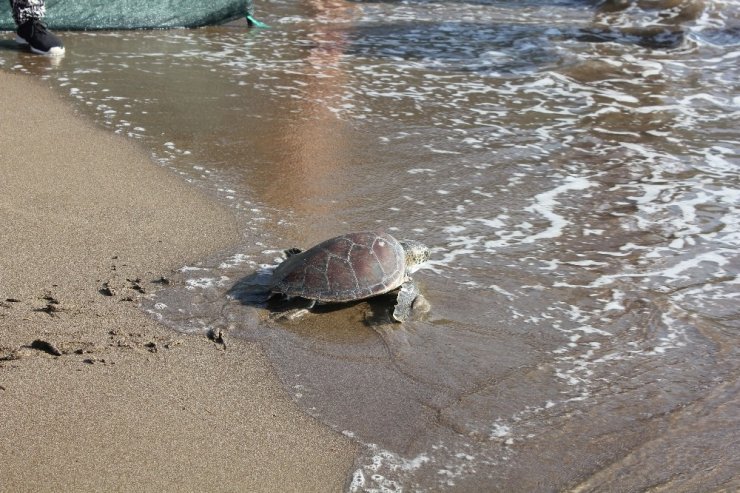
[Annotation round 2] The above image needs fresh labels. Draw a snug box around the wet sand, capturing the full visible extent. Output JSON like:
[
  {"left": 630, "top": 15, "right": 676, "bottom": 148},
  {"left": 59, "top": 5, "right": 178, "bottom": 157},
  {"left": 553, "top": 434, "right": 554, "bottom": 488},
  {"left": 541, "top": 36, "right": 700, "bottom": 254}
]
[{"left": 0, "top": 71, "right": 355, "bottom": 491}]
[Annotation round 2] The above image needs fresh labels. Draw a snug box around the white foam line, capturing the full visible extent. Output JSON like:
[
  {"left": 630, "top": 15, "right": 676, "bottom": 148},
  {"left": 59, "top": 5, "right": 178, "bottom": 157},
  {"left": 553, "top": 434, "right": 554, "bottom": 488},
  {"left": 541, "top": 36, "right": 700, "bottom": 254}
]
[
  {"left": 185, "top": 276, "right": 230, "bottom": 290},
  {"left": 589, "top": 251, "right": 731, "bottom": 288},
  {"left": 349, "top": 445, "right": 431, "bottom": 493},
  {"left": 521, "top": 177, "right": 595, "bottom": 244},
  {"left": 490, "top": 284, "right": 515, "bottom": 298}
]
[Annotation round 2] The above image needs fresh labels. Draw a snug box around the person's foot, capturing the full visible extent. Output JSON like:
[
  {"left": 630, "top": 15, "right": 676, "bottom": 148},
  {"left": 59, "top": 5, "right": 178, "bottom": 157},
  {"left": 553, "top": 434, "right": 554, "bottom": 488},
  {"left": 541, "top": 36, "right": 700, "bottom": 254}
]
[{"left": 15, "top": 19, "right": 65, "bottom": 56}]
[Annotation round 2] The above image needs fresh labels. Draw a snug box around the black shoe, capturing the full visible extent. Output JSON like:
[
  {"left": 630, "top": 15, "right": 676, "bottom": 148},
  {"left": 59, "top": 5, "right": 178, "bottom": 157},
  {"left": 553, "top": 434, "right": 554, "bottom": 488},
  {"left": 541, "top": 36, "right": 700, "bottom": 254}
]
[{"left": 15, "top": 19, "right": 65, "bottom": 56}]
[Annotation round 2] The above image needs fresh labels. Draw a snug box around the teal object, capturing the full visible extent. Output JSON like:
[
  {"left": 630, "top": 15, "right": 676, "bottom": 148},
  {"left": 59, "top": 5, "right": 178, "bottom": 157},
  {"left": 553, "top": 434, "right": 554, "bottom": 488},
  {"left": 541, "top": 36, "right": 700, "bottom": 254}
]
[
  {"left": 246, "top": 14, "right": 269, "bottom": 29},
  {"left": 0, "top": 0, "right": 252, "bottom": 30}
]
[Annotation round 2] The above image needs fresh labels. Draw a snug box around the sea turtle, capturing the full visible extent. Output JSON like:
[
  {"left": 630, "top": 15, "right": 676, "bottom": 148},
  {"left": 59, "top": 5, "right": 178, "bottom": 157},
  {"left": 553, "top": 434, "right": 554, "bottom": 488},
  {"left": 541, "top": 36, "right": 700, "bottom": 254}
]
[{"left": 269, "top": 231, "right": 430, "bottom": 322}]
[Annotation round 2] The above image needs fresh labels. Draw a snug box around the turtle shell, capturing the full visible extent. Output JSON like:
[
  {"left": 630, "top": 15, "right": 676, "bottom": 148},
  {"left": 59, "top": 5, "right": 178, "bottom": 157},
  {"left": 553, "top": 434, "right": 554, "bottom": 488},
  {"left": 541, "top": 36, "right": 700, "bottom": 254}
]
[{"left": 271, "top": 231, "right": 407, "bottom": 302}]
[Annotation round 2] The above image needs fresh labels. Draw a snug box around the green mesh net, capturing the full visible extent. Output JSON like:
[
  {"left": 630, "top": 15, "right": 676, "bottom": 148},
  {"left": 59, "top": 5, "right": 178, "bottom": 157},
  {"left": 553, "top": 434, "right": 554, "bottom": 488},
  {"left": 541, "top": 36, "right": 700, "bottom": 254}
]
[{"left": 1, "top": 0, "right": 253, "bottom": 30}]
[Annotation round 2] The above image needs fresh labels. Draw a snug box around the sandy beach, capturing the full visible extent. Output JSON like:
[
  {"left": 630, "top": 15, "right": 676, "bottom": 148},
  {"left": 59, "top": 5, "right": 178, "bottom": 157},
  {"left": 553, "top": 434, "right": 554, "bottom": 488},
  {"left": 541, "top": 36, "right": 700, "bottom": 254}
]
[{"left": 0, "top": 71, "right": 355, "bottom": 491}]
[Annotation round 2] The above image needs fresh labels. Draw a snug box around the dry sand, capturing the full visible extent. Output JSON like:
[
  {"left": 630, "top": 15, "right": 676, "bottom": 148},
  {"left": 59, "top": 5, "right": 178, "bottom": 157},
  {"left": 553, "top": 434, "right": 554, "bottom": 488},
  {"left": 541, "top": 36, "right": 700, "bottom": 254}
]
[{"left": 0, "top": 71, "right": 355, "bottom": 491}]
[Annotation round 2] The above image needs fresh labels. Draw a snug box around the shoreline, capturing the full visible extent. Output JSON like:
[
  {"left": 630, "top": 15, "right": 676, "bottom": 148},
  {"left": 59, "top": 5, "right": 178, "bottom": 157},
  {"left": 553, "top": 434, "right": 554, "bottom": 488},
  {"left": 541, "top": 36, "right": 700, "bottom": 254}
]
[{"left": 0, "top": 71, "right": 355, "bottom": 491}]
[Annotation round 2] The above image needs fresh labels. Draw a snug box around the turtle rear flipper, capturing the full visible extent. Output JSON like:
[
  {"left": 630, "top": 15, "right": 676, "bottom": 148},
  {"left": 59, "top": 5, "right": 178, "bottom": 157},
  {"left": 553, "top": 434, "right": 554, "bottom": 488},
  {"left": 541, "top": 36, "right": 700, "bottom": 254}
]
[
  {"left": 392, "top": 281, "right": 419, "bottom": 322},
  {"left": 270, "top": 298, "right": 316, "bottom": 321}
]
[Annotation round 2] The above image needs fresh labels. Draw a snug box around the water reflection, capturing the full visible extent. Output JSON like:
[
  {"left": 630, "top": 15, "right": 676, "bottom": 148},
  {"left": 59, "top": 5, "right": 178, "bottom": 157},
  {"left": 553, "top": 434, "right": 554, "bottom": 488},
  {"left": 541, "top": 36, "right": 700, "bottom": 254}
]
[{"left": 262, "top": 0, "right": 356, "bottom": 225}]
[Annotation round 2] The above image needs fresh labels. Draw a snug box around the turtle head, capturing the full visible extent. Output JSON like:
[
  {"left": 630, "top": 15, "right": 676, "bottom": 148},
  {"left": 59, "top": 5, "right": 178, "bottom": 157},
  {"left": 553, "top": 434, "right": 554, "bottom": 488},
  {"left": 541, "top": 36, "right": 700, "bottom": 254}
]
[{"left": 399, "top": 240, "right": 430, "bottom": 274}]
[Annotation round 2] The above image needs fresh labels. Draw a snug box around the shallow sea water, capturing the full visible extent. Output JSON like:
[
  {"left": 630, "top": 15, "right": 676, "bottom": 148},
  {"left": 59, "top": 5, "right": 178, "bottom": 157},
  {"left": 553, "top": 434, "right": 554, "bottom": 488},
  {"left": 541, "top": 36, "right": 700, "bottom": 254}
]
[{"left": 2, "top": 0, "right": 739, "bottom": 490}]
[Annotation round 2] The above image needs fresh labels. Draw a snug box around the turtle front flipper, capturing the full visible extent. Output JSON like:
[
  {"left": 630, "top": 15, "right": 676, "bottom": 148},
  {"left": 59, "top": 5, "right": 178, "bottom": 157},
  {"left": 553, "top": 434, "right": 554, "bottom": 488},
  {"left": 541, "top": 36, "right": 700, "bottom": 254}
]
[{"left": 392, "top": 281, "right": 420, "bottom": 322}]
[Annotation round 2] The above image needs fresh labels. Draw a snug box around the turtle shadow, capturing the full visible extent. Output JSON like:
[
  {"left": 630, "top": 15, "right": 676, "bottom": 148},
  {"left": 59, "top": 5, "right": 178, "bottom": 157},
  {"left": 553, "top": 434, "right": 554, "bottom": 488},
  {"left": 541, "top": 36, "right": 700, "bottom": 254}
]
[
  {"left": 226, "top": 270, "right": 274, "bottom": 308},
  {"left": 267, "top": 296, "right": 366, "bottom": 316}
]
